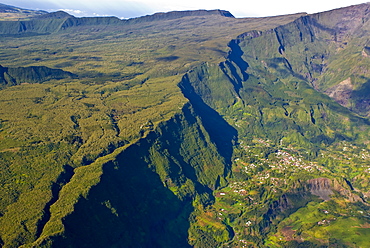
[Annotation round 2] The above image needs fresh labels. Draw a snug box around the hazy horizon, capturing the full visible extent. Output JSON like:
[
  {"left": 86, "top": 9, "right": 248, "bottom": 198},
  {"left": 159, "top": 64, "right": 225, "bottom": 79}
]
[{"left": 1, "top": 0, "right": 367, "bottom": 19}]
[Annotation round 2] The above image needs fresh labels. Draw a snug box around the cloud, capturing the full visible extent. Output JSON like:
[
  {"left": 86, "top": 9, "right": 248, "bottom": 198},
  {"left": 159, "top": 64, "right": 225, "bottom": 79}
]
[
  {"left": 93, "top": 13, "right": 114, "bottom": 17},
  {"left": 59, "top": 8, "right": 85, "bottom": 15}
]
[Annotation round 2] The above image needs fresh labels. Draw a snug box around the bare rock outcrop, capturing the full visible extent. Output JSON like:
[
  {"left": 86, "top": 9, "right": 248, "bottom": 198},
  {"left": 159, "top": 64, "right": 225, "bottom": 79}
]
[
  {"left": 325, "top": 77, "right": 353, "bottom": 107},
  {"left": 307, "top": 178, "right": 334, "bottom": 201},
  {"left": 307, "top": 177, "right": 365, "bottom": 202}
]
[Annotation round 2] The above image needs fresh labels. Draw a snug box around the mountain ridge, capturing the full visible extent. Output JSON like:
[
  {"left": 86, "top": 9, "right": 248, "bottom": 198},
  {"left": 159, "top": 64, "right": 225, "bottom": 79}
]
[
  {"left": 123, "top": 9, "right": 235, "bottom": 23},
  {"left": 0, "top": 64, "right": 77, "bottom": 87},
  {"left": 0, "top": 3, "right": 47, "bottom": 20},
  {"left": 0, "top": 8, "right": 236, "bottom": 34}
]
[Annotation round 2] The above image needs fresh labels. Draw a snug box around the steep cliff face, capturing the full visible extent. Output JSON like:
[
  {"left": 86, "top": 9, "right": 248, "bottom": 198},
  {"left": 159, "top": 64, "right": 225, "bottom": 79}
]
[
  {"left": 307, "top": 178, "right": 333, "bottom": 200},
  {"left": 125, "top": 9, "right": 234, "bottom": 24},
  {"left": 0, "top": 13, "right": 123, "bottom": 34},
  {"left": 0, "top": 65, "right": 76, "bottom": 87},
  {"left": 179, "top": 39, "right": 368, "bottom": 148},
  {"left": 173, "top": 7, "right": 370, "bottom": 245},
  {"left": 29, "top": 103, "right": 234, "bottom": 247},
  {"left": 233, "top": 3, "right": 370, "bottom": 117}
]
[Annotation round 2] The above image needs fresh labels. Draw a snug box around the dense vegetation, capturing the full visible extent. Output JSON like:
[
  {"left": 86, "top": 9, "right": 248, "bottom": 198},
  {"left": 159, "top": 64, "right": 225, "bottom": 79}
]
[{"left": 0, "top": 2, "right": 369, "bottom": 248}]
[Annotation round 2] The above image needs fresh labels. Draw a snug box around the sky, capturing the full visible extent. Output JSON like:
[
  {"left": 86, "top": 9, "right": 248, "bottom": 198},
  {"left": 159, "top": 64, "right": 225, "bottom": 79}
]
[{"left": 1, "top": 0, "right": 368, "bottom": 19}]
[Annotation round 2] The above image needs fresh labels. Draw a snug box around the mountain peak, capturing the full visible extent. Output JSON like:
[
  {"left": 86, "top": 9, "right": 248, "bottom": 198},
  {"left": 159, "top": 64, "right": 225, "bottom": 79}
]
[
  {"left": 34, "top": 11, "right": 74, "bottom": 19},
  {"left": 143, "top": 9, "right": 234, "bottom": 18}
]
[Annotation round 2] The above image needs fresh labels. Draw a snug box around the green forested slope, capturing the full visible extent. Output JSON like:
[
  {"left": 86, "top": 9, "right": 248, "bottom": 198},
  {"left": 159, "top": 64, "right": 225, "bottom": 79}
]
[
  {"left": 0, "top": 3, "right": 369, "bottom": 248},
  {"left": 177, "top": 3, "right": 370, "bottom": 247}
]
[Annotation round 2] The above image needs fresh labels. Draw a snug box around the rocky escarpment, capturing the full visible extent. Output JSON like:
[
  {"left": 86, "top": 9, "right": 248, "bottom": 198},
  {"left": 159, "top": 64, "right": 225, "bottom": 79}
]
[
  {"left": 324, "top": 78, "right": 353, "bottom": 108},
  {"left": 307, "top": 177, "right": 366, "bottom": 203},
  {"left": 307, "top": 178, "right": 334, "bottom": 201},
  {"left": 126, "top": 9, "right": 234, "bottom": 24},
  {"left": 221, "top": 3, "right": 370, "bottom": 117},
  {"left": 310, "top": 3, "right": 370, "bottom": 43},
  {"left": 0, "top": 65, "right": 76, "bottom": 87},
  {"left": 262, "top": 177, "right": 367, "bottom": 236},
  {"left": 271, "top": 178, "right": 365, "bottom": 212}
]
